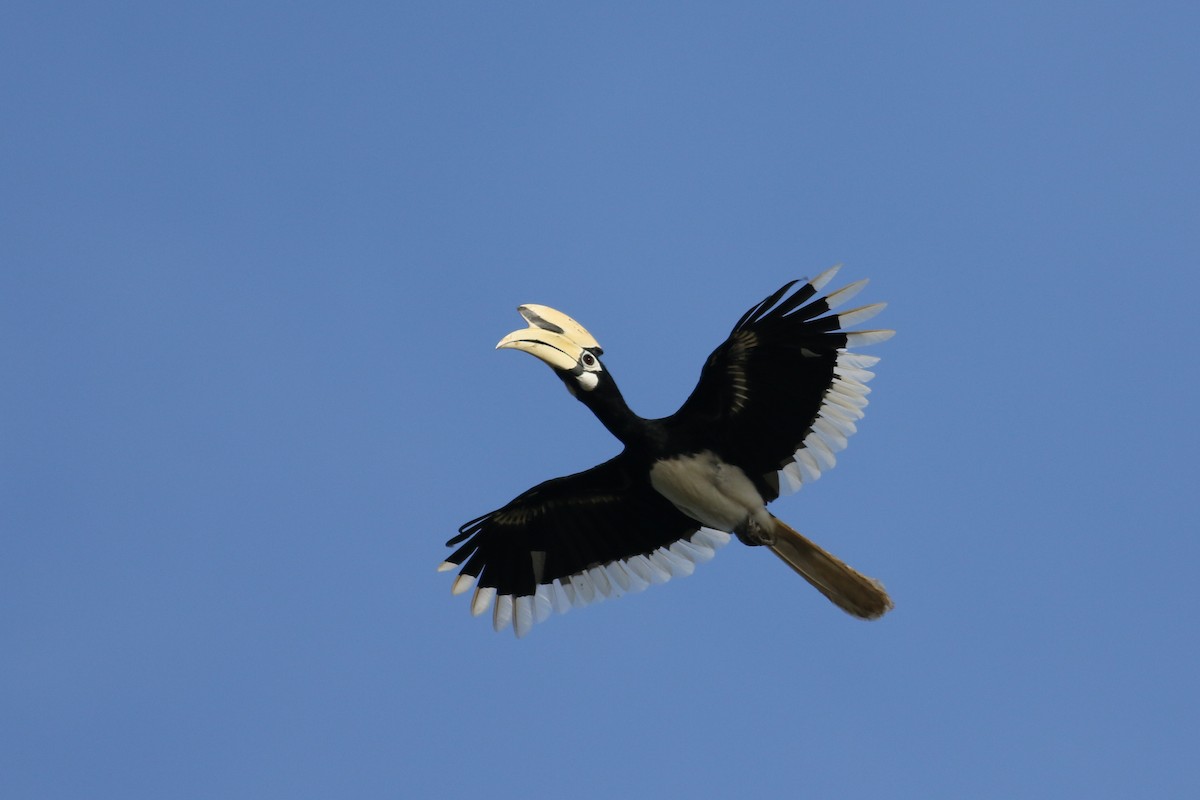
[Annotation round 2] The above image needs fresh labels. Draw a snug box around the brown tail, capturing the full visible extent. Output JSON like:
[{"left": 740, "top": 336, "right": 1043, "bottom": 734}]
[{"left": 767, "top": 517, "right": 893, "bottom": 619}]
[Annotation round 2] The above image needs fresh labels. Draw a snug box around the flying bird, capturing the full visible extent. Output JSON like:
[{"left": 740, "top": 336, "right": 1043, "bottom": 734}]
[{"left": 440, "top": 266, "right": 894, "bottom": 636}]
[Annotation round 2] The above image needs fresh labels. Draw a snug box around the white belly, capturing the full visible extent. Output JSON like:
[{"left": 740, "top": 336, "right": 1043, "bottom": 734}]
[{"left": 649, "top": 451, "right": 772, "bottom": 533}]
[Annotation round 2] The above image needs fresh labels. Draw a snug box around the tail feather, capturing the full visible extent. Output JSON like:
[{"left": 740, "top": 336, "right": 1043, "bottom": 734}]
[{"left": 767, "top": 518, "right": 892, "bottom": 619}]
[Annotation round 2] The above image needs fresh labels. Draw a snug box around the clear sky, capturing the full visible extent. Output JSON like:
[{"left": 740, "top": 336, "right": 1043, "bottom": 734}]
[{"left": 4, "top": 2, "right": 1198, "bottom": 798}]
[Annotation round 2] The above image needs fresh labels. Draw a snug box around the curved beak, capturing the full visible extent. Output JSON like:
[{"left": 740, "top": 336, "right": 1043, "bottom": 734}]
[{"left": 496, "top": 304, "right": 602, "bottom": 371}]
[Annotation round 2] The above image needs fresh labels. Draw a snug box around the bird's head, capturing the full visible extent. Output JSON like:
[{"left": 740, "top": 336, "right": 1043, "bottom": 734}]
[{"left": 497, "top": 304, "right": 607, "bottom": 395}]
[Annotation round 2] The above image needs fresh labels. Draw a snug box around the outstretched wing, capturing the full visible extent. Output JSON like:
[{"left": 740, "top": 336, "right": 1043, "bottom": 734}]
[
  {"left": 441, "top": 454, "right": 732, "bottom": 637},
  {"left": 671, "top": 266, "right": 893, "bottom": 499}
]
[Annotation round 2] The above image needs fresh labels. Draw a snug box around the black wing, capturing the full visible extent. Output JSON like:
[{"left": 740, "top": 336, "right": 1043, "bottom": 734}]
[
  {"left": 442, "top": 454, "right": 731, "bottom": 637},
  {"left": 670, "top": 266, "right": 892, "bottom": 500}
]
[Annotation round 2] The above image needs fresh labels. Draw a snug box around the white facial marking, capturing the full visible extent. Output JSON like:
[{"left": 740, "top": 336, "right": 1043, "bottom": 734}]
[{"left": 573, "top": 349, "right": 604, "bottom": 392}]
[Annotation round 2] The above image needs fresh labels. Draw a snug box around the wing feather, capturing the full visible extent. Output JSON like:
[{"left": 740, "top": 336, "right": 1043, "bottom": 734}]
[
  {"left": 670, "top": 271, "right": 891, "bottom": 500},
  {"left": 443, "top": 455, "right": 729, "bottom": 636}
]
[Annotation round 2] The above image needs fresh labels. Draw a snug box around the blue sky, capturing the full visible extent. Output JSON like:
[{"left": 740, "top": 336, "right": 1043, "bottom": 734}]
[{"left": 4, "top": 2, "right": 1198, "bottom": 797}]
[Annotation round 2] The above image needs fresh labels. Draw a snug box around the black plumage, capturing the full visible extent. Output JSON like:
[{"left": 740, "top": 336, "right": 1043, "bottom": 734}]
[{"left": 441, "top": 267, "right": 893, "bottom": 636}]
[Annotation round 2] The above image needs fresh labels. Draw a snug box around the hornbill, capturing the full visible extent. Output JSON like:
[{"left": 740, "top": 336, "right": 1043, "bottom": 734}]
[{"left": 440, "top": 266, "right": 894, "bottom": 636}]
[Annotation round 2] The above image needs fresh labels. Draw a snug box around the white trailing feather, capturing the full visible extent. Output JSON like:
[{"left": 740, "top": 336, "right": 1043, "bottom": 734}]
[
  {"left": 823, "top": 279, "right": 868, "bottom": 310},
  {"left": 471, "top": 585, "right": 496, "bottom": 617},
  {"left": 492, "top": 595, "right": 513, "bottom": 633},
  {"left": 777, "top": 342, "right": 885, "bottom": 495},
  {"left": 836, "top": 302, "right": 886, "bottom": 327},
  {"left": 808, "top": 264, "right": 842, "bottom": 291},
  {"left": 845, "top": 329, "right": 895, "bottom": 347},
  {"left": 462, "top": 527, "right": 732, "bottom": 637}
]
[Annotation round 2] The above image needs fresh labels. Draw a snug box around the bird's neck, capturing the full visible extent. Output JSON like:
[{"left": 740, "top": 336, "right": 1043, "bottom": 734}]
[{"left": 579, "top": 380, "right": 653, "bottom": 448}]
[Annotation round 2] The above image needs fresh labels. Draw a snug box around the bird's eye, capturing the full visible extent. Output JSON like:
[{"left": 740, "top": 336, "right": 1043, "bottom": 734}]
[{"left": 582, "top": 353, "right": 596, "bottom": 367}]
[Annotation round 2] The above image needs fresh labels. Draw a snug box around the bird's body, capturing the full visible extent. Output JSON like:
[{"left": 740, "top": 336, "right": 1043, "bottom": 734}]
[{"left": 441, "top": 266, "right": 894, "bottom": 636}]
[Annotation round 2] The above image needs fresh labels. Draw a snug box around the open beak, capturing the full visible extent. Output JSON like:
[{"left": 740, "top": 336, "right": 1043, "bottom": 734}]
[{"left": 496, "top": 304, "right": 602, "bottom": 371}]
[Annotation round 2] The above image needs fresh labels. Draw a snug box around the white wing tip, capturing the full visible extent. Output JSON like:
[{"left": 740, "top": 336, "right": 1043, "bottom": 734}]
[
  {"left": 471, "top": 585, "right": 496, "bottom": 616},
  {"left": 776, "top": 344, "right": 887, "bottom": 496},
  {"left": 823, "top": 278, "right": 869, "bottom": 310},
  {"left": 845, "top": 329, "right": 895, "bottom": 347},
  {"left": 492, "top": 594, "right": 513, "bottom": 633},
  {"left": 462, "top": 530, "right": 733, "bottom": 637},
  {"left": 808, "top": 264, "right": 843, "bottom": 291},
  {"left": 837, "top": 302, "right": 886, "bottom": 327},
  {"left": 513, "top": 596, "right": 534, "bottom": 638}
]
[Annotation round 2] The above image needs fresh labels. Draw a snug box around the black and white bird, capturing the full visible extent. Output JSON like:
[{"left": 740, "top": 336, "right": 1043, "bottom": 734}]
[{"left": 440, "top": 266, "right": 894, "bottom": 637}]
